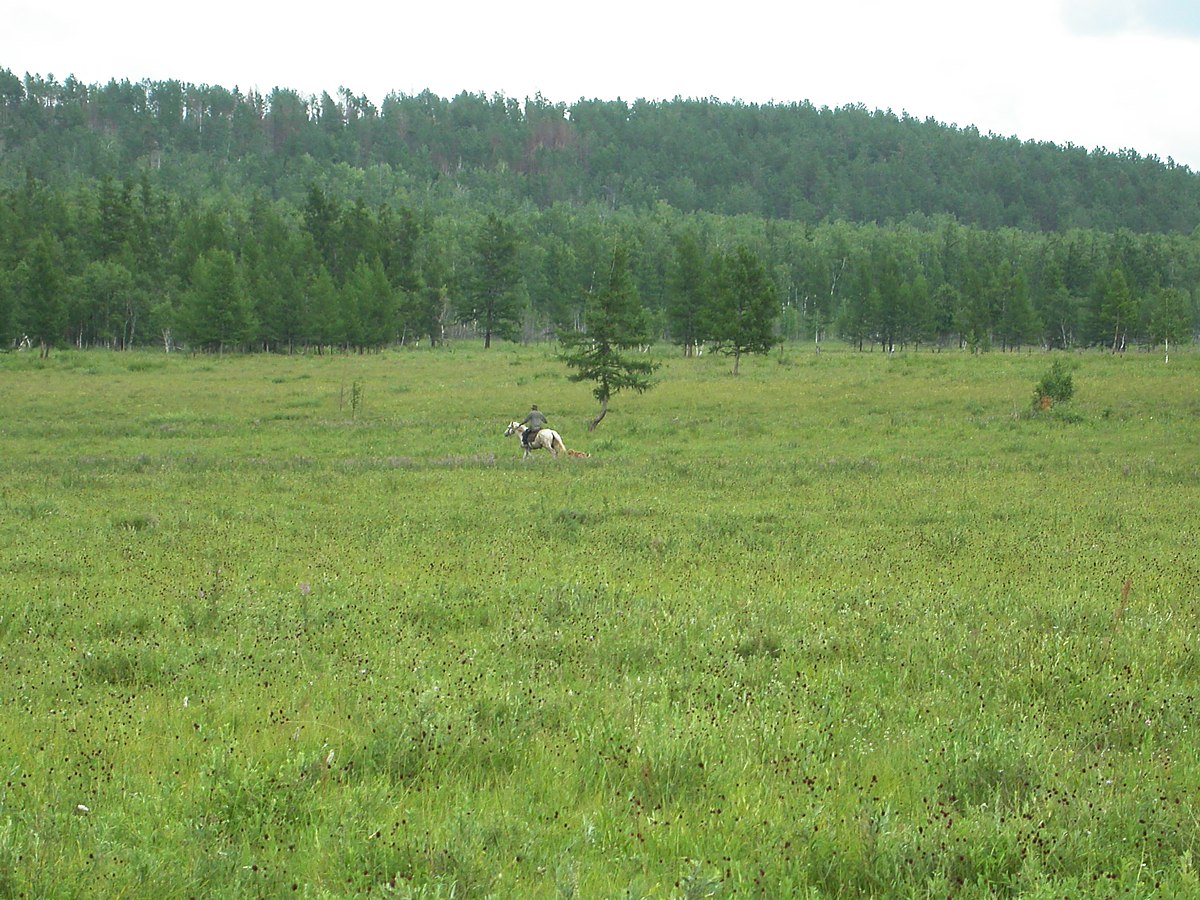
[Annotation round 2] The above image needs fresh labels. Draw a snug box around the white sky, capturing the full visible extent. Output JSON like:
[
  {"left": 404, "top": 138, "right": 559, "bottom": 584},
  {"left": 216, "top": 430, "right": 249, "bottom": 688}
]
[{"left": 6, "top": 0, "right": 1200, "bottom": 171}]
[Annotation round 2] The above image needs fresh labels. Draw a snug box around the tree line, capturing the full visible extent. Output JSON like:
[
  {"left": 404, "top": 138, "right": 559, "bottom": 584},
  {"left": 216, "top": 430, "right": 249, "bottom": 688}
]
[
  {"left": 0, "top": 69, "right": 1197, "bottom": 358},
  {"left": 1, "top": 172, "right": 1195, "bottom": 358}
]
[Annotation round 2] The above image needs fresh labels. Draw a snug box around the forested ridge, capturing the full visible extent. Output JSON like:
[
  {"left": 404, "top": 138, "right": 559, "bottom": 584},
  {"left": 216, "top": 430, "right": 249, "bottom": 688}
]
[
  {"left": 1, "top": 67, "right": 1198, "bottom": 355},
  {"left": 5, "top": 69, "right": 1200, "bottom": 231}
]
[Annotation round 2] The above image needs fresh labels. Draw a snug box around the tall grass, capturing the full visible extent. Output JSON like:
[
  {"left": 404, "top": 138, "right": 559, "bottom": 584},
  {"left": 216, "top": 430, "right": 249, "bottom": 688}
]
[{"left": 1, "top": 343, "right": 1197, "bottom": 896}]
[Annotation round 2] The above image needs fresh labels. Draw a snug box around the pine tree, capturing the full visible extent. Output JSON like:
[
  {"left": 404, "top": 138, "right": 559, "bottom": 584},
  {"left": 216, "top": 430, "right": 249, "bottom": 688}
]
[
  {"left": 349, "top": 257, "right": 397, "bottom": 350},
  {"left": 303, "top": 266, "right": 341, "bottom": 352},
  {"left": 665, "top": 228, "right": 710, "bottom": 356},
  {"left": 458, "top": 213, "right": 522, "bottom": 348},
  {"left": 998, "top": 272, "right": 1041, "bottom": 350},
  {"left": 180, "top": 249, "right": 256, "bottom": 352},
  {"left": 708, "top": 245, "right": 780, "bottom": 374},
  {"left": 559, "top": 244, "right": 658, "bottom": 430},
  {"left": 16, "top": 233, "right": 66, "bottom": 357}
]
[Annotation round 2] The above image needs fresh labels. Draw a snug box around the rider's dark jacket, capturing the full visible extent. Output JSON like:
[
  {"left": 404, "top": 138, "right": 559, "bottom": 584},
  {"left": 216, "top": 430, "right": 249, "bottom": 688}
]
[{"left": 521, "top": 409, "right": 547, "bottom": 430}]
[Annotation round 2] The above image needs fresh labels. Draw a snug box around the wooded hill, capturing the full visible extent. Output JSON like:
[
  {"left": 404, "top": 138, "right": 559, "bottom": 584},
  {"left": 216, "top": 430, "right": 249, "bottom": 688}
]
[
  {"left": 4, "top": 69, "right": 1199, "bottom": 233},
  {"left": 1, "top": 68, "right": 1198, "bottom": 356}
]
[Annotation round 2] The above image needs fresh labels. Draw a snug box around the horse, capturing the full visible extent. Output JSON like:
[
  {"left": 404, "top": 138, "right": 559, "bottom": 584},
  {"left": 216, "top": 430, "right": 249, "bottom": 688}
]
[{"left": 505, "top": 421, "right": 568, "bottom": 459}]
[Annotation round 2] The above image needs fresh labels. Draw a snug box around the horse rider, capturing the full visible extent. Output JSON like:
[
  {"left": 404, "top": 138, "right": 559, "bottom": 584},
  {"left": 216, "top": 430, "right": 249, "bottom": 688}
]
[{"left": 520, "top": 405, "right": 548, "bottom": 448}]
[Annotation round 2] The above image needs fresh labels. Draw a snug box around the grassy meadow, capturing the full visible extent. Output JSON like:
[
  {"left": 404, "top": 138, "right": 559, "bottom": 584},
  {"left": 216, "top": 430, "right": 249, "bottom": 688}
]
[{"left": 1, "top": 343, "right": 1198, "bottom": 898}]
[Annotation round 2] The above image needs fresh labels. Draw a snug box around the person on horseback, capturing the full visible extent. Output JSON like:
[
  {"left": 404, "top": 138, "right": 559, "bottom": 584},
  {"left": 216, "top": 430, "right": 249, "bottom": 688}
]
[{"left": 519, "top": 405, "right": 547, "bottom": 448}]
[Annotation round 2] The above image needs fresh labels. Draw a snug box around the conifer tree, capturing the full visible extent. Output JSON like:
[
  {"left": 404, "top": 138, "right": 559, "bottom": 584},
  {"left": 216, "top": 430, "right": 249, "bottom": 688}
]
[
  {"left": 16, "top": 233, "right": 66, "bottom": 358},
  {"left": 180, "top": 249, "right": 256, "bottom": 352},
  {"left": 559, "top": 244, "right": 658, "bottom": 430},
  {"left": 458, "top": 213, "right": 522, "bottom": 348},
  {"left": 708, "top": 245, "right": 780, "bottom": 374},
  {"left": 665, "top": 228, "right": 710, "bottom": 356}
]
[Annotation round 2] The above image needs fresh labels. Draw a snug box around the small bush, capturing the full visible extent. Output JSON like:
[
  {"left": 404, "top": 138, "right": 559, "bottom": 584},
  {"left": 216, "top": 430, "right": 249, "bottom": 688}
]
[{"left": 1033, "top": 359, "right": 1074, "bottom": 408}]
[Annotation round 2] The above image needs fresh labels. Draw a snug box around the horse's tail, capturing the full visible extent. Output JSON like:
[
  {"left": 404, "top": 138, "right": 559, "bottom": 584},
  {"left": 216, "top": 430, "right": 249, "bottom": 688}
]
[{"left": 552, "top": 433, "right": 567, "bottom": 456}]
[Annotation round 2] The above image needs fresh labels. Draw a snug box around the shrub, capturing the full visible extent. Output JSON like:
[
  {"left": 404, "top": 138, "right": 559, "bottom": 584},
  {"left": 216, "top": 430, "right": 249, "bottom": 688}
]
[{"left": 1033, "top": 359, "right": 1074, "bottom": 409}]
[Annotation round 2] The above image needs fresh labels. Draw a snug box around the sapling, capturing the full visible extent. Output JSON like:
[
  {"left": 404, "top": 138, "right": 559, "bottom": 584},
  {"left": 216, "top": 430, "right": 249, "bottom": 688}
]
[{"left": 1033, "top": 358, "right": 1074, "bottom": 410}]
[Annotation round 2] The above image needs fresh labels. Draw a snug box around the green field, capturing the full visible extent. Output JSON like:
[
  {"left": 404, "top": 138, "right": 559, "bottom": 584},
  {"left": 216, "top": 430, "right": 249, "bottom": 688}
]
[{"left": 1, "top": 344, "right": 1198, "bottom": 898}]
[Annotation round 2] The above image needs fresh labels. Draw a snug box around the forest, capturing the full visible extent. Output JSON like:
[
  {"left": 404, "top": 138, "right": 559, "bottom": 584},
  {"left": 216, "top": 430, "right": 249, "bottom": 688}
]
[{"left": 1, "top": 66, "right": 1198, "bottom": 355}]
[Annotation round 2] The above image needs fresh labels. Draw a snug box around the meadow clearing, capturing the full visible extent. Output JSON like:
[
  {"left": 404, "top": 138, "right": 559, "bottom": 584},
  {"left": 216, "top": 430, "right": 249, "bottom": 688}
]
[{"left": 0, "top": 343, "right": 1198, "bottom": 898}]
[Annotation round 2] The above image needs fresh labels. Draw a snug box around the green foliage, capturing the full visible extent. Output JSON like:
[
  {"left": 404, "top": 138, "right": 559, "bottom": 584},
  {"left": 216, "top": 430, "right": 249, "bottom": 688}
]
[
  {"left": 665, "top": 227, "right": 711, "bottom": 354},
  {"left": 2, "top": 73, "right": 1199, "bottom": 359},
  {"left": 457, "top": 213, "right": 523, "bottom": 348},
  {"left": 1150, "top": 286, "right": 1194, "bottom": 356},
  {"left": 15, "top": 232, "right": 66, "bottom": 356},
  {"left": 179, "top": 249, "right": 257, "bottom": 351},
  {"left": 707, "top": 245, "right": 781, "bottom": 373},
  {"left": 1033, "top": 357, "right": 1075, "bottom": 408},
  {"left": 5, "top": 71, "right": 1200, "bottom": 231},
  {"left": 559, "top": 244, "right": 658, "bottom": 428},
  {"left": 1100, "top": 266, "right": 1137, "bottom": 353}
]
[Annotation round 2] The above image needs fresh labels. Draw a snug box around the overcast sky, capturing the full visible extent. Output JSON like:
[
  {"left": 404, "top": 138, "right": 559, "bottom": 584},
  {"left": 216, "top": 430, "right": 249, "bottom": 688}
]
[{"left": 6, "top": 0, "right": 1200, "bottom": 171}]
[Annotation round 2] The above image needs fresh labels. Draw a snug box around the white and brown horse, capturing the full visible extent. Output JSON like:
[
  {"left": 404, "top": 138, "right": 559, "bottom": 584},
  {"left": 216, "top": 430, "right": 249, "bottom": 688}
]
[{"left": 504, "top": 421, "right": 568, "bottom": 459}]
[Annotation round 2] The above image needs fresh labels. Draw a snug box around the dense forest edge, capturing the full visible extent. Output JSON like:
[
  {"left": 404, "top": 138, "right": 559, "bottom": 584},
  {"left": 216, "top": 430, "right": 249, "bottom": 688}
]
[{"left": 1, "top": 66, "right": 1198, "bottom": 356}]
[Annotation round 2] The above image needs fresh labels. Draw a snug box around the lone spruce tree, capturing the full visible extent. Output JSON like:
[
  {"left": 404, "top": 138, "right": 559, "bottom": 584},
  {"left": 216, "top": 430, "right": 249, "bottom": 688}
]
[{"left": 559, "top": 244, "right": 658, "bottom": 431}]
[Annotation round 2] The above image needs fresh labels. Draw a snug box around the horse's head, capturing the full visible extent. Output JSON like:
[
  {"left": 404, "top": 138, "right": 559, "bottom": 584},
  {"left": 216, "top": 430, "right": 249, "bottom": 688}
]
[{"left": 504, "top": 422, "right": 521, "bottom": 437}]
